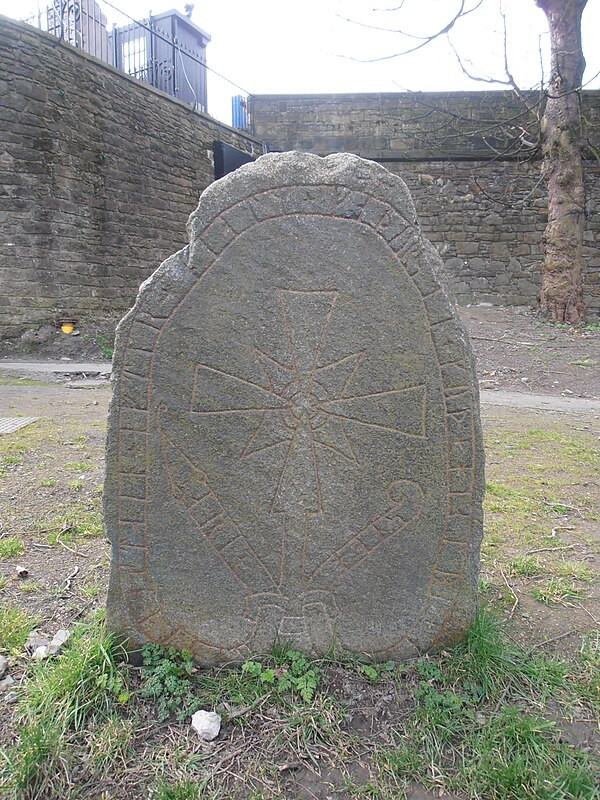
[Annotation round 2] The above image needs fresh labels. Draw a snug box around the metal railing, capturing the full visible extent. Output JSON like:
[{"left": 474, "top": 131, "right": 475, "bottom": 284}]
[{"left": 20, "top": 0, "right": 249, "bottom": 126}]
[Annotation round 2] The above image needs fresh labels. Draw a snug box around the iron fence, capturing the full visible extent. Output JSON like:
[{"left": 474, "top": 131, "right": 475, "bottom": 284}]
[{"left": 20, "top": 0, "right": 248, "bottom": 124}]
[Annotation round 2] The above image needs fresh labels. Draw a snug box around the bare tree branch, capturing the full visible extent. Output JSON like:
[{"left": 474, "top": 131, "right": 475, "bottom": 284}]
[{"left": 336, "top": 0, "right": 484, "bottom": 62}]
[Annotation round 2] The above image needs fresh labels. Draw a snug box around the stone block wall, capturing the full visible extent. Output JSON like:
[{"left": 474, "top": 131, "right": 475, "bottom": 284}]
[
  {"left": 0, "top": 16, "right": 263, "bottom": 338},
  {"left": 249, "top": 93, "right": 600, "bottom": 317}
]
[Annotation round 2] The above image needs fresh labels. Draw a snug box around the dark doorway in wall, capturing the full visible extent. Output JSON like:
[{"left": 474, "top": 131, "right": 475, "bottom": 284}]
[{"left": 213, "top": 141, "right": 255, "bottom": 180}]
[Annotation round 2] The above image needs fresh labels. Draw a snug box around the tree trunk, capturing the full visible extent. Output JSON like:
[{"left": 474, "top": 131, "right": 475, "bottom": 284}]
[{"left": 535, "top": 0, "right": 587, "bottom": 323}]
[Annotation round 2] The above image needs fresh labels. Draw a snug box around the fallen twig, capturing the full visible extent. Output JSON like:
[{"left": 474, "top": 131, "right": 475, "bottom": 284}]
[
  {"left": 525, "top": 544, "right": 576, "bottom": 555},
  {"left": 527, "top": 629, "right": 583, "bottom": 652},
  {"left": 576, "top": 603, "right": 599, "bottom": 626},
  {"left": 550, "top": 526, "right": 575, "bottom": 537},
  {"left": 65, "top": 598, "right": 96, "bottom": 625},
  {"left": 56, "top": 531, "right": 89, "bottom": 558},
  {"left": 62, "top": 566, "right": 79, "bottom": 594},
  {"left": 542, "top": 499, "right": 585, "bottom": 516},
  {"left": 500, "top": 567, "right": 519, "bottom": 619}
]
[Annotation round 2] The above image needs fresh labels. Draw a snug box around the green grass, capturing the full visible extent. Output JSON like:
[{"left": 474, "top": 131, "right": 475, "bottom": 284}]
[
  {"left": 16, "top": 583, "right": 42, "bottom": 594},
  {"left": 579, "top": 631, "right": 599, "bottom": 670},
  {"left": 572, "top": 357, "right": 597, "bottom": 367},
  {"left": 151, "top": 780, "right": 202, "bottom": 800},
  {"left": 376, "top": 610, "right": 598, "bottom": 799},
  {"left": 38, "top": 504, "right": 103, "bottom": 545},
  {"left": 0, "top": 377, "right": 51, "bottom": 387},
  {"left": 39, "top": 479, "right": 56, "bottom": 488},
  {"left": 0, "top": 620, "right": 129, "bottom": 798},
  {"left": 0, "top": 537, "right": 25, "bottom": 560},
  {"left": 531, "top": 578, "right": 587, "bottom": 606},
  {"left": 508, "top": 555, "right": 540, "bottom": 576},
  {"left": 548, "top": 561, "right": 595, "bottom": 582},
  {"left": 507, "top": 556, "right": 595, "bottom": 583},
  {"left": 2, "top": 456, "right": 21, "bottom": 466},
  {"left": 0, "top": 605, "right": 38, "bottom": 656},
  {"left": 78, "top": 580, "right": 102, "bottom": 599},
  {"left": 63, "top": 461, "right": 93, "bottom": 473},
  {"left": 0, "top": 421, "right": 48, "bottom": 458},
  {"left": 96, "top": 334, "right": 114, "bottom": 361},
  {"left": 0, "top": 610, "right": 596, "bottom": 799}
]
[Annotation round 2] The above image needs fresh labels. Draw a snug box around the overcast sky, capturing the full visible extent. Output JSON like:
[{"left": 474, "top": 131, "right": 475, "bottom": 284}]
[{"left": 3, "top": 0, "right": 600, "bottom": 125}]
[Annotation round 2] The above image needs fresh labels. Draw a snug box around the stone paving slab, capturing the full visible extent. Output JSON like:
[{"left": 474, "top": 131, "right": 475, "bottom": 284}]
[
  {"left": 480, "top": 389, "right": 600, "bottom": 414},
  {"left": 0, "top": 417, "right": 39, "bottom": 435},
  {"left": 0, "top": 360, "right": 111, "bottom": 375}
]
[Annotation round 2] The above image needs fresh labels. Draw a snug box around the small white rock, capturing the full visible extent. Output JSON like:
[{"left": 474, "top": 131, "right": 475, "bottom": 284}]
[
  {"left": 32, "top": 645, "right": 49, "bottom": 661},
  {"left": 0, "top": 655, "right": 8, "bottom": 679},
  {"left": 191, "top": 710, "right": 221, "bottom": 741},
  {"left": 5, "top": 691, "right": 18, "bottom": 704},
  {"left": 48, "top": 629, "right": 71, "bottom": 656},
  {"left": 25, "top": 632, "right": 50, "bottom": 654}
]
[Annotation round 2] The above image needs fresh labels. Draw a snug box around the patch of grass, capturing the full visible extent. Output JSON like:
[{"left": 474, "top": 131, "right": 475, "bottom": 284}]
[
  {"left": 376, "top": 610, "right": 597, "bottom": 799},
  {"left": 39, "top": 479, "right": 56, "bottom": 488},
  {"left": 39, "top": 504, "right": 103, "bottom": 545},
  {"left": 96, "top": 334, "right": 114, "bottom": 361},
  {"left": 0, "top": 421, "right": 47, "bottom": 458},
  {"left": 531, "top": 578, "right": 587, "bottom": 606},
  {"left": 508, "top": 555, "right": 540, "bottom": 576},
  {"left": 486, "top": 427, "right": 599, "bottom": 469},
  {"left": 0, "top": 536, "right": 25, "bottom": 560},
  {"left": 17, "top": 582, "right": 42, "bottom": 594},
  {"left": 140, "top": 644, "right": 200, "bottom": 723},
  {"left": 0, "top": 605, "right": 38, "bottom": 656},
  {"left": 0, "top": 577, "right": 7, "bottom": 591},
  {"left": 455, "top": 707, "right": 595, "bottom": 799},
  {"left": 79, "top": 579, "right": 102, "bottom": 598},
  {"left": 546, "top": 561, "right": 595, "bottom": 582},
  {"left": 69, "top": 479, "right": 84, "bottom": 491},
  {"left": 0, "top": 377, "right": 51, "bottom": 387},
  {"left": 242, "top": 647, "right": 320, "bottom": 702},
  {"left": 151, "top": 779, "right": 202, "bottom": 800},
  {"left": 141, "top": 643, "right": 323, "bottom": 725},
  {"left": 2, "top": 455, "right": 21, "bottom": 466},
  {"left": 63, "top": 461, "right": 93, "bottom": 473},
  {"left": 579, "top": 631, "right": 599, "bottom": 670},
  {"left": 70, "top": 435, "right": 87, "bottom": 449},
  {"left": 0, "top": 620, "right": 129, "bottom": 798},
  {"left": 572, "top": 356, "right": 597, "bottom": 367},
  {"left": 86, "top": 714, "right": 135, "bottom": 770}
]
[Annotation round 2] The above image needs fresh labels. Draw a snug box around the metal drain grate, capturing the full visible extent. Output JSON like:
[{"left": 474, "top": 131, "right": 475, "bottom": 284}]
[{"left": 0, "top": 417, "right": 39, "bottom": 435}]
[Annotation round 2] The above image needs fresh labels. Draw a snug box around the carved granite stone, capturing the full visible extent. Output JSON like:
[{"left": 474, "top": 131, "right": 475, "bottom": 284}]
[{"left": 104, "top": 152, "right": 485, "bottom": 664}]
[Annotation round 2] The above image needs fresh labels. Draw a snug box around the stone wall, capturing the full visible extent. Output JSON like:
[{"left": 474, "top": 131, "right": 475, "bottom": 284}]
[
  {"left": 0, "top": 16, "right": 263, "bottom": 338},
  {"left": 249, "top": 93, "right": 600, "bottom": 317}
]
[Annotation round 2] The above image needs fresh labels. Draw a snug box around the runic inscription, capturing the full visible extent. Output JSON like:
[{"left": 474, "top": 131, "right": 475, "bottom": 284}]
[{"left": 190, "top": 289, "right": 427, "bottom": 513}]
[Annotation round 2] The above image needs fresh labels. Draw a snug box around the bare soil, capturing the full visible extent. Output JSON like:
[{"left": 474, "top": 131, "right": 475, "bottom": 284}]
[{"left": 461, "top": 306, "right": 600, "bottom": 400}]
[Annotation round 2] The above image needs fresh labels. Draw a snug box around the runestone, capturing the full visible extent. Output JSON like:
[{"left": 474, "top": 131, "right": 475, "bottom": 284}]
[{"left": 104, "top": 152, "right": 485, "bottom": 664}]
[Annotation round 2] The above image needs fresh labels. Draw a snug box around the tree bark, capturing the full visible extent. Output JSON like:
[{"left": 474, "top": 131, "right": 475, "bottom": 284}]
[{"left": 535, "top": 0, "right": 587, "bottom": 323}]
